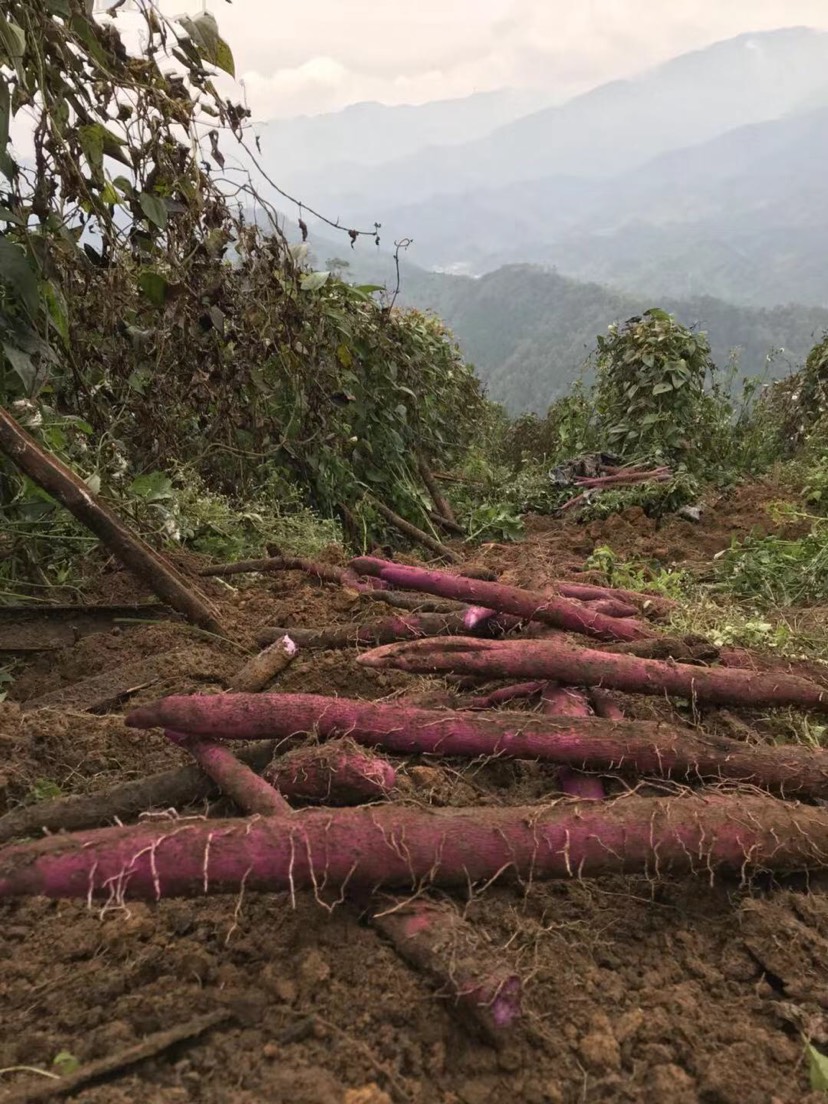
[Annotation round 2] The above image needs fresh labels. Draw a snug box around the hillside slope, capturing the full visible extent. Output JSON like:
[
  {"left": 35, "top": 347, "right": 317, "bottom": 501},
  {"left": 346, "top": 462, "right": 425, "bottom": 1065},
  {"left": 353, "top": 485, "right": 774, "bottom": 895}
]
[
  {"left": 397, "top": 266, "right": 828, "bottom": 412},
  {"left": 283, "top": 230, "right": 828, "bottom": 415}
]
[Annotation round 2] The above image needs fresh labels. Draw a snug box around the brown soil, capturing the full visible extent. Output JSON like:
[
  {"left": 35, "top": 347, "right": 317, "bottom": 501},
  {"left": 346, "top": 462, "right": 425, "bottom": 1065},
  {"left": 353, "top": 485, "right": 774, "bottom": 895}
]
[{"left": 2, "top": 489, "right": 828, "bottom": 1104}]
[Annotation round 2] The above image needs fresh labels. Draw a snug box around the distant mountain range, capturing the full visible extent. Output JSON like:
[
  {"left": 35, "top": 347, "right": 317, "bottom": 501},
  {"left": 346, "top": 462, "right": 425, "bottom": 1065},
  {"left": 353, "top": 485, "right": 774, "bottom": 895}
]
[
  {"left": 273, "top": 27, "right": 828, "bottom": 207},
  {"left": 258, "top": 27, "right": 828, "bottom": 311},
  {"left": 253, "top": 25, "right": 828, "bottom": 413},
  {"left": 341, "top": 104, "right": 828, "bottom": 306},
  {"left": 249, "top": 88, "right": 552, "bottom": 182}
]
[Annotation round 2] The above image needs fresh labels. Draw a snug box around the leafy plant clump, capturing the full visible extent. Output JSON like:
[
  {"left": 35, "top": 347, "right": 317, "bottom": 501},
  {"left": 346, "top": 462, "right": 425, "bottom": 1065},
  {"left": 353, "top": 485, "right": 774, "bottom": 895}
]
[
  {"left": 592, "top": 309, "right": 729, "bottom": 468},
  {"left": 583, "top": 545, "right": 692, "bottom": 601},
  {"left": 787, "top": 333, "right": 828, "bottom": 448}
]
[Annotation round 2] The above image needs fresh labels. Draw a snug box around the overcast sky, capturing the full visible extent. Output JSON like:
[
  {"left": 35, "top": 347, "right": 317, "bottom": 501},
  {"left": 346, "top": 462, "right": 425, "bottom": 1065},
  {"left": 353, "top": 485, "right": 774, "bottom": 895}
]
[{"left": 181, "top": 0, "right": 828, "bottom": 119}]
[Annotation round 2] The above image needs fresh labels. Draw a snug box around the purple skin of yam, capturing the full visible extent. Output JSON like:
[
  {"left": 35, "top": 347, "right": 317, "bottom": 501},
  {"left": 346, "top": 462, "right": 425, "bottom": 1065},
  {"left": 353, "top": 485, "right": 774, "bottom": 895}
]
[
  {"left": 464, "top": 681, "right": 546, "bottom": 710},
  {"left": 464, "top": 606, "right": 497, "bottom": 630},
  {"left": 126, "top": 692, "right": 828, "bottom": 798},
  {"left": 165, "top": 731, "right": 290, "bottom": 815},
  {"left": 354, "top": 635, "right": 828, "bottom": 715},
  {"left": 590, "top": 688, "right": 626, "bottom": 722},
  {"left": 579, "top": 598, "right": 638, "bottom": 619},
  {"left": 264, "top": 743, "right": 396, "bottom": 804},
  {"left": 349, "top": 558, "right": 651, "bottom": 643},
  {"left": 3, "top": 792, "right": 828, "bottom": 902},
  {"left": 540, "top": 686, "right": 606, "bottom": 800},
  {"left": 372, "top": 900, "right": 522, "bottom": 1038},
  {"left": 340, "top": 568, "right": 388, "bottom": 592}
]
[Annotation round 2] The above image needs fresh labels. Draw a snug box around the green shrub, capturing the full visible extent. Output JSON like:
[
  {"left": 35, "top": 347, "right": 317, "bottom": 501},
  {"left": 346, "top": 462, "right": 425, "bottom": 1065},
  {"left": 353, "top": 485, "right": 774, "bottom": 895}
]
[{"left": 592, "top": 309, "right": 728, "bottom": 468}]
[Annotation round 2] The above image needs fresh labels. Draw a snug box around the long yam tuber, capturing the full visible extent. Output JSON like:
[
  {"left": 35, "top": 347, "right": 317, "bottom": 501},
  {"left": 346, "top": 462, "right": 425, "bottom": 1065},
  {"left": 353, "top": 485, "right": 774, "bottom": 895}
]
[
  {"left": 349, "top": 558, "right": 651, "bottom": 643},
  {"left": 4, "top": 792, "right": 828, "bottom": 901},
  {"left": 357, "top": 636, "right": 828, "bottom": 714},
  {"left": 128, "top": 692, "right": 828, "bottom": 798}
]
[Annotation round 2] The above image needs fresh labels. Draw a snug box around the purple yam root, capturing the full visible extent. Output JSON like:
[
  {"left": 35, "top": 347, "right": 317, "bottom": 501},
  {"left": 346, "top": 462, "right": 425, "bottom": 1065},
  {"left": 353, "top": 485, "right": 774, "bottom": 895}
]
[
  {"left": 264, "top": 740, "right": 396, "bottom": 804},
  {"left": 349, "top": 558, "right": 652, "bottom": 643},
  {"left": 128, "top": 692, "right": 828, "bottom": 798},
  {"left": 463, "top": 681, "right": 546, "bottom": 710},
  {"left": 371, "top": 897, "right": 521, "bottom": 1042},
  {"left": 3, "top": 792, "right": 828, "bottom": 902},
  {"left": 165, "top": 731, "right": 290, "bottom": 816},
  {"left": 540, "top": 686, "right": 606, "bottom": 800},
  {"left": 356, "top": 635, "right": 828, "bottom": 715}
]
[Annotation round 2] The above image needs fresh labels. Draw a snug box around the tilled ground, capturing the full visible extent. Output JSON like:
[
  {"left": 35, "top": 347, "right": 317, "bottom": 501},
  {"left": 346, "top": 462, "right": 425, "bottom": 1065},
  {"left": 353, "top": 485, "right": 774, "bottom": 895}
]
[{"left": 2, "top": 482, "right": 828, "bottom": 1104}]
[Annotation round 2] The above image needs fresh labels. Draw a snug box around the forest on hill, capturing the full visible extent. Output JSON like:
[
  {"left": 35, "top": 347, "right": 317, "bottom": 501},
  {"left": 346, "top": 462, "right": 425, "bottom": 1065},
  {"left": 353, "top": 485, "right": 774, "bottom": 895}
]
[{"left": 298, "top": 235, "right": 828, "bottom": 413}]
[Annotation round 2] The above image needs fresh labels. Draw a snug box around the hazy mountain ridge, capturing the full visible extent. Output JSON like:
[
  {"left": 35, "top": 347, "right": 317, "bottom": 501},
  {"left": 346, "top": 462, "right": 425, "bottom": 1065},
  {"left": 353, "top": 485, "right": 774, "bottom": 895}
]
[
  {"left": 259, "top": 26, "right": 828, "bottom": 414},
  {"left": 327, "top": 102, "right": 828, "bottom": 306},
  {"left": 394, "top": 265, "right": 828, "bottom": 412},
  {"left": 279, "top": 27, "right": 828, "bottom": 215},
  {"left": 250, "top": 88, "right": 552, "bottom": 185}
]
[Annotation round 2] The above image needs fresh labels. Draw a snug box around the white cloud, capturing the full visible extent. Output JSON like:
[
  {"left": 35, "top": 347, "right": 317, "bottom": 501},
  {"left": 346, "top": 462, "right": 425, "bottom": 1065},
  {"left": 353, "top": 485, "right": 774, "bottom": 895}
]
[{"left": 139, "top": 1, "right": 828, "bottom": 119}]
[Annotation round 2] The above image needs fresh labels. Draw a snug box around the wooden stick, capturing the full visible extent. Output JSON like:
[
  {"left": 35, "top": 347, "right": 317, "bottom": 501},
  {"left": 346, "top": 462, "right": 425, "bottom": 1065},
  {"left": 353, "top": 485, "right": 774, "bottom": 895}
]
[
  {"left": 0, "top": 407, "right": 224, "bottom": 636},
  {"left": 428, "top": 509, "right": 466, "bottom": 537},
  {"left": 1, "top": 1011, "right": 231, "bottom": 1102},
  {"left": 372, "top": 501, "right": 460, "bottom": 563},
  {"left": 0, "top": 743, "right": 280, "bottom": 844},
  {"left": 418, "top": 456, "right": 458, "bottom": 525}
]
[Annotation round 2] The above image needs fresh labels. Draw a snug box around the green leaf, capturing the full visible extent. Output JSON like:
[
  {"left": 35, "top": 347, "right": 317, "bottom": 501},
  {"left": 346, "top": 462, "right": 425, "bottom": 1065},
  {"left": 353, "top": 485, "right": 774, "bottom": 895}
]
[
  {"left": 179, "top": 12, "right": 235, "bottom": 76},
  {"left": 43, "top": 281, "right": 69, "bottom": 346},
  {"left": 808, "top": 1044, "right": 828, "bottom": 1092},
  {"left": 130, "top": 472, "right": 174, "bottom": 502},
  {"left": 77, "top": 124, "right": 105, "bottom": 178},
  {"left": 3, "top": 341, "right": 36, "bottom": 391},
  {"left": 301, "top": 270, "right": 331, "bottom": 292},
  {"left": 99, "top": 128, "right": 131, "bottom": 168},
  {"left": 138, "top": 270, "right": 169, "bottom": 307},
  {"left": 127, "top": 366, "right": 151, "bottom": 394},
  {"left": 139, "top": 192, "right": 168, "bottom": 230},
  {"left": 113, "top": 176, "right": 135, "bottom": 199},
  {"left": 69, "top": 14, "right": 108, "bottom": 67},
  {"left": 52, "top": 1051, "right": 80, "bottom": 1076},
  {"left": 0, "top": 15, "right": 26, "bottom": 82},
  {"left": 0, "top": 75, "right": 12, "bottom": 180},
  {"left": 652, "top": 381, "right": 674, "bottom": 395},
  {"left": 100, "top": 179, "right": 119, "bottom": 207},
  {"left": 0, "top": 238, "right": 39, "bottom": 319},
  {"left": 213, "top": 36, "right": 235, "bottom": 77}
]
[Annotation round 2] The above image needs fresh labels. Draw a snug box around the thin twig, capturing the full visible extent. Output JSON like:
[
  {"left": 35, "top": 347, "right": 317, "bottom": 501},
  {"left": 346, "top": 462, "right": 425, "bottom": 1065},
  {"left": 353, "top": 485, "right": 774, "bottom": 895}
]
[{"left": 1, "top": 1011, "right": 232, "bottom": 1103}]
